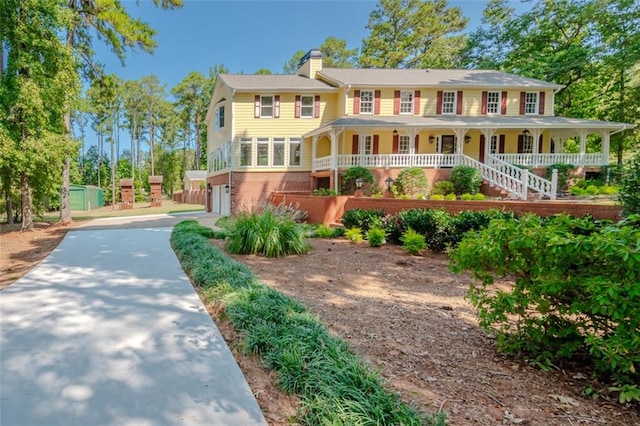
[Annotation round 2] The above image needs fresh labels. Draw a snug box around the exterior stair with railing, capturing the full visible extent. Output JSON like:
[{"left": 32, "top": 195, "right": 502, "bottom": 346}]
[{"left": 460, "top": 154, "right": 558, "bottom": 201}]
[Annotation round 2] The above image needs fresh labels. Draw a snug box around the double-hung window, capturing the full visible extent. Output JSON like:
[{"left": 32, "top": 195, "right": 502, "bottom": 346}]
[
  {"left": 240, "top": 138, "right": 252, "bottom": 166},
  {"left": 398, "top": 135, "right": 411, "bottom": 154},
  {"left": 289, "top": 138, "right": 301, "bottom": 166},
  {"left": 215, "top": 106, "right": 225, "bottom": 129},
  {"left": 272, "top": 138, "right": 285, "bottom": 166},
  {"left": 359, "top": 90, "right": 373, "bottom": 114},
  {"left": 442, "top": 91, "right": 456, "bottom": 114},
  {"left": 256, "top": 138, "right": 269, "bottom": 166},
  {"left": 400, "top": 91, "right": 413, "bottom": 114},
  {"left": 300, "top": 95, "right": 314, "bottom": 118},
  {"left": 486, "top": 92, "right": 500, "bottom": 115},
  {"left": 260, "top": 95, "right": 274, "bottom": 118},
  {"left": 525, "top": 92, "right": 538, "bottom": 115}
]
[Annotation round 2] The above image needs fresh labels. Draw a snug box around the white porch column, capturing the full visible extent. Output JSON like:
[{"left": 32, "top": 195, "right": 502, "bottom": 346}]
[
  {"left": 311, "top": 135, "right": 319, "bottom": 172},
  {"left": 530, "top": 128, "right": 542, "bottom": 167},
  {"left": 480, "top": 128, "right": 496, "bottom": 163},
  {"left": 453, "top": 128, "right": 466, "bottom": 163},
  {"left": 601, "top": 130, "right": 611, "bottom": 165},
  {"left": 578, "top": 129, "right": 589, "bottom": 167},
  {"left": 330, "top": 128, "right": 343, "bottom": 192}
]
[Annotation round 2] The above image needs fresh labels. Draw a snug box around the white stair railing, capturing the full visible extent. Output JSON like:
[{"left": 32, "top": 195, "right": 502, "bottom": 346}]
[
  {"left": 459, "top": 155, "right": 524, "bottom": 198},
  {"left": 486, "top": 154, "right": 557, "bottom": 200}
]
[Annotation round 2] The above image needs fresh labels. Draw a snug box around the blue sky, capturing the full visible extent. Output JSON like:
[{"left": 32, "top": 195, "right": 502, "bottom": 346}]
[
  {"left": 88, "top": 0, "right": 532, "bottom": 152},
  {"left": 99, "top": 0, "right": 533, "bottom": 89}
]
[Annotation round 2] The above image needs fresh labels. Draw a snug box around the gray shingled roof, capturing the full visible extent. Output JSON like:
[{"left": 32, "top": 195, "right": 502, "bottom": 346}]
[
  {"left": 317, "top": 68, "right": 563, "bottom": 89},
  {"left": 219, "top": 74, "right": 335, "bottom": 92},
  {"left": 304, "top": 115, "right": 633, "bottom": 138}
]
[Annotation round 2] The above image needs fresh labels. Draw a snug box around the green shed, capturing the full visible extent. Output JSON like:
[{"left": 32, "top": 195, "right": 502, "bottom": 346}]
[{"left": 69, "top": 185, "right": 104, "bottom": 211}]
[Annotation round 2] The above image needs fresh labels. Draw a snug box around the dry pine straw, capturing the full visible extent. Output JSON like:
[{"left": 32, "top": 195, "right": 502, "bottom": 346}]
[{"left": 211, "top": 238, "right": 640, "bottom": 426}]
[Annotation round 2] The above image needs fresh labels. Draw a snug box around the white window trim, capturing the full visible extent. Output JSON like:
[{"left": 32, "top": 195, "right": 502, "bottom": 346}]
[
  {"left": 300, "top": 94, "right": 314, "bottom": 119},
  {"left": 525, "top": 92, "right": 538, "bottom": 115},
  {"left": 486, "top": 91, "right": 500, "bottom": 115},
  {"left": 442, "top": 91, "right": 456, "bottom": 115},
  {"left": 522, "top": 135, "right": 534, "bottom": 153},
  {"left": 240, "top": 138, "right": 253, "bottom": 167},
  {"left": 359, "top": 90, "right": 374, "bottom": 115},
  {"left": 260, "top": 95, "right": 274, "bottom": 118},
  {"left": 399, "top": 90, "right": 413, "bottom": 115},
  {"left": 272, "top": 138, "right": 286, "bottom": 167},
  {"left": 256, "top": 138, "right": 270, "bottom": 167},
  {"left": 238, "top": 137, "right": 303, "bottom": 168},
  {"left": 359, "top": 135, "right": 373, "bottom": 154},
  {"left": 288, "top": 137, "right": 302, "bottom": 167}
]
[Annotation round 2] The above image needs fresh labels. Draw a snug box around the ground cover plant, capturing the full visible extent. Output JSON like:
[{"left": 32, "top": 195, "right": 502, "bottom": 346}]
[
  {"left": 450, "top": 214, "right": 640, "bottom": 402},
  {"left": 171, "top": 220, "right": 445, "bottom": 425}
]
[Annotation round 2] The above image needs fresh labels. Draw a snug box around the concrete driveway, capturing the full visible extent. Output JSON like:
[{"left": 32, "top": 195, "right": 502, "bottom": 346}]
[{"left": 0, "top": 213, "right": 267, "bottom": 425}]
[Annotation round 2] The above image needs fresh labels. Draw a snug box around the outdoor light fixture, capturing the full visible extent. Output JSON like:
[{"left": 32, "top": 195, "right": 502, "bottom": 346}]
[
  {"left": 429, "top": 135, "right": 436, "bottom": 144},
  {"left": 224, "top": 184, "right": 230, "bottom": 194},
  {"left": 392, "top": 129, "right": 398, "bottom": 136},
  {"left": 355, "top": 177, "right": 364, "bottom": 189},
  {"left": 464, "top": 135, "right": 472, "bottom": 144},
  {"left": 385, "top": 176, "right": 394, "bottom": 191},
  {"left": 522, "top": 129, "right": 531, "bottom": 136}
]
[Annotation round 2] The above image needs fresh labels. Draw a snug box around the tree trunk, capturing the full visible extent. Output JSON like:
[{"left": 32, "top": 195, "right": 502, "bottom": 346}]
[
  {"left": 60, "top": 27, "right": 76, "bottom": 224},
  {"left": 4, "top": 191, "right": 13, "bottom": 225},
  {"left": 21, "top": 172, "right": 33, "bottom": 231},
  {"left": 150, "top": 120, "right": 155, "bottom": 176},
  {"left": 617, "top": 68, "right": 625, "bottom": 166},
  {"left": 111, "top": 127, "right": 115, "bottom": 211},
  {"left": 194, "top": 120, "right": 201, "bottom": 170}
]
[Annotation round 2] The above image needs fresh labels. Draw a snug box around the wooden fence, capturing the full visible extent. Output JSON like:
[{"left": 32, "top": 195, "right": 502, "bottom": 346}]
[{"left": 173, "top": 190, "right": 206, "bottom": 206}]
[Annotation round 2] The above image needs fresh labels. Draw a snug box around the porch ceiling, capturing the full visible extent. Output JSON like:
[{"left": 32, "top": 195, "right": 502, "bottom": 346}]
[{"left": 303, "top": 115, "right": 635, "bottom": 138}]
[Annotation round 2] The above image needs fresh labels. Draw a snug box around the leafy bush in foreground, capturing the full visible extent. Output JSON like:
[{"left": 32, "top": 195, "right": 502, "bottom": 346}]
[
  {"left": 366, "top": 227, "right": 386, "bottom": 247},
  {"left": 341, "top": 208, "right": 385, "bottom": 232},
  {"left": 450, "top": 165, "right": 482, "bottom": 195},
  {"left": 394, "top": 167, "right": 429, "bottom": 198},
  {"left": 450, "top": 214, "right": 640, "bottom": 398},
  {"left": 619, "top": 151, "right": 640, "bottom": 216},
  {"left": 171, "top": 220, "right": 444, "bottom": 425},
  {"left": 401, "top": 228, "right": 427, "bottom": 255}
]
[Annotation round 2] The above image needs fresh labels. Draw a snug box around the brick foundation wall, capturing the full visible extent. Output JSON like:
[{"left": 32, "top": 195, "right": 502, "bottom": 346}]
[
  {"left": 231, "top": 171, "right": 311, "bottom": 214},
  {"left": 271, "top": 193, "right": 622, "bottom": 225}
]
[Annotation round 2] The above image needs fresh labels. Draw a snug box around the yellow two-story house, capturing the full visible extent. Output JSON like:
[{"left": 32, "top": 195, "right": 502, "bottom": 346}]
[{"left": 205, "top": 49, "right": 632, "bottom": 214}]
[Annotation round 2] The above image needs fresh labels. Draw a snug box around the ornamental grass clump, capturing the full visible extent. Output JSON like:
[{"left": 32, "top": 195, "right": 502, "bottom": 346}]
[{"left": 226, "top": 209, "right": 310, "bottom": 257}]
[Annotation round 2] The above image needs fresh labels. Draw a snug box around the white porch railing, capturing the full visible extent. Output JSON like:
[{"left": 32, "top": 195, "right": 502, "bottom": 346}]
[
  {"left": 492, "top": 153, "right": 606, "bottom": 167},
  {"left": 313, "top": 154, "right": 461, "bottom": 171}
]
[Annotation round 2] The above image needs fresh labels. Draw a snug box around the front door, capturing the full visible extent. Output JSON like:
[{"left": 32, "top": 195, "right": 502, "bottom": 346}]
[{"left": 439, "top": 135, "right": 456, "bottom": 154}]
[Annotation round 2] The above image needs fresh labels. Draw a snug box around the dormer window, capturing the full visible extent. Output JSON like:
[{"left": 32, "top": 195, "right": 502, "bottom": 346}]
[{"left": 359, "top": 90, "right": 374, "bottom": 114}]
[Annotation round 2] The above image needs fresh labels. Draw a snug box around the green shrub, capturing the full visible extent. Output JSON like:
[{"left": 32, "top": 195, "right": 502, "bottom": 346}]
[
  {"left": 314, "top": 224, "right": 335, "bottom": 238},
  {"left": 394, "top": 167, "right": 428, "bottom": 198},
  {"left": 546, "top": 163, "right": 575, "bottom": 192},
  {"left": 381, "top": 213, "right": 402, "bottom": 244},
  {"left": 450, "top": 214, "right": 640, "bottom": 394},
  {"left": 367, "top": 227, "right": 386, "bottom": 247},
  {"left": 444, "top": 193, "right": 457, "bottom": 201},
  {"left": 585, "top": 184, "right": 599, "bottom": 195},
  {"left": 345, "top": 227, "right": 363, "bottom": 243},
  {"left": 619, "top": 152, "right": 640, "bottom": 216},
  {"left": 341, "top": 208, "right": 385, "bottom": 231},
  {"left": 430, "top": 194, "right": 445, "bottom": 200},
  {"left": 171, "top": 220, "right": 441, "bottom": 425},
  {"left": 313, "top": 188, "right": 338, "bottom": 196},
  {"left": 341, "top": 166, "right": 375, "bottom": 195},
  {"left": 397, "top": 208, "right": 453, "bottom": 252},
  {"left": 460, "top": 193, "right": 474, "bottom": 201},
  {"left": 569, "top": 186, "right": 585, "bottom": 196},
  {"left": 473, "top": 193, "right": 486, "bottom": 200},
  {"left": 431, "top": 180, "right": 455, "bottom": 196},
  {"left": 401, "top": 228, "right": 427, "bottom": 255},
  {"left": 226, "top": 210, "right": 310, "bottom": 257},
  {"left": 450, "top": 165, "right": 482, "bottom": 195}
]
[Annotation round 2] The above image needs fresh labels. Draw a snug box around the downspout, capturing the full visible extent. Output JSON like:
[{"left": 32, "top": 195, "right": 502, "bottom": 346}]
[{"left": 344, "top": 85, "right": 351, "bottom": 116}]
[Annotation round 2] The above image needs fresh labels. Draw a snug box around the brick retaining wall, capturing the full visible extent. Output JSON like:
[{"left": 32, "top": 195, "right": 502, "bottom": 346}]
[{"left": 271, "top": 193, "right": 622, "bottom": 225}]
